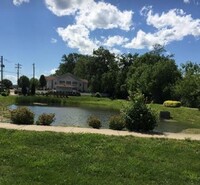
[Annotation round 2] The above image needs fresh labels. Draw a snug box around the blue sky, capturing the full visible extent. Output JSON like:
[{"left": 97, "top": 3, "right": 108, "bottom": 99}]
[{"left": 0, "top": 0, "right": 199, "bottom": 84}]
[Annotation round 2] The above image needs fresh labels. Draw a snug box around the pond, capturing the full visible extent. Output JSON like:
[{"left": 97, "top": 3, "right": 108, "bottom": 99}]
[
  {"left": 9, "top": 105, "right": 192, "bottom": 133},
  {"left": 9, "top": 105, "right": 119, "bottom": 128}
]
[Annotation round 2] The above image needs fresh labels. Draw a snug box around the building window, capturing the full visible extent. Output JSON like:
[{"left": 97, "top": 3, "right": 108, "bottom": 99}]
[
  {"left": 72, "top": 81, "right": 77, "bottom": 86},
  {"left": 66, "top": 81, "right": 71, "bottom": 85},
  {"left": 59, "top": 81, "right": 65, "bottom": 84}
]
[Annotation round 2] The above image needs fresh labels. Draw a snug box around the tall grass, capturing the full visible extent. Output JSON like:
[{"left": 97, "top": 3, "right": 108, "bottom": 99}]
[
  {"left": 15, "top": 96, "right": 67, "bottom": 106},
  {"left": 14, "top": 95, "right": 126, "bottom": 110}
]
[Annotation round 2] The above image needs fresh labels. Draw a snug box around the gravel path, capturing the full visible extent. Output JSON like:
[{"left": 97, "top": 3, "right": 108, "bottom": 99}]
[{"left": 0, "top": 122, "right": 200, "bottom": 141}]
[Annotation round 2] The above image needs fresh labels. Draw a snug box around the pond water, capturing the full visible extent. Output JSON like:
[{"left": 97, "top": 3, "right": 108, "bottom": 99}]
[
  {"left": 9, "top": 105, "right": 192, "bottom": 133},
  {"left": 9, "top": 105, "right": 119, "bottom": 128}
]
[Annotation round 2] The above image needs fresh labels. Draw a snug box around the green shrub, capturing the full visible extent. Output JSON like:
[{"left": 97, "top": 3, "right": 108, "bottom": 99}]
[
  {"left": 87, "top": 116, "right": 101, "bottom": 129},
  {"left": 109, "top": 115, "right": 125, "bottom": 130},
  {"left": 122, "top": 93, "right": 157, "bottom": 132},
  {"left": 163, "top": 100, "right": 181, "bottom": 107},
  {"left": 11, "top": 107, "right": 34, "bottom": 125},
  {"left": 1, "top": 92, "right": 8, "bottom": 96},
  {"left": 36, "top": 113, "right": 55, "bottom": 126}
]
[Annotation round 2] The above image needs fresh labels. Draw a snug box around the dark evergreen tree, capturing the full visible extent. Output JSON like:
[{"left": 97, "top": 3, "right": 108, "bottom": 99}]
[{"left": 39, "top": 75, "right": 47, "bottom": 89}]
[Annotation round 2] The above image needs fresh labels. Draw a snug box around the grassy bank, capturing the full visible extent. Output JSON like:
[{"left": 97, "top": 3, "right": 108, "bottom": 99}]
[
  {"left": 0, "top": 95, "right": 125, "bottom": 110},
  {"left": 0, "top": 129, "right": 199, "bottom": 185},
  {"left": 150, "top": 104, "right": 200, "bottom": 134},
  {"left": 0, "top": 96, "right": 16, "bottom": 106}
]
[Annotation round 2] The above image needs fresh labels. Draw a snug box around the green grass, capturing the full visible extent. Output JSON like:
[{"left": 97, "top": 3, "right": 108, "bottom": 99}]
[
  {"left": 0, "top": 95, "right": 125, "bottom": 110},
  {"left": 66, "top": 96, "right": 125, "bottom": 110},
  {"left": 150, "top": 104, "right": 200, "bottom": 134},
  {"left": 0, "top": 96, "right": 16, "bottom": 106},
  {"left": 0, "top": 129, "right": 199, "bottom": 185}
]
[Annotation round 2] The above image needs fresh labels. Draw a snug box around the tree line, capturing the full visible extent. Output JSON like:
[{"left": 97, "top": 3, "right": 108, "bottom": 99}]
[
  {"left": 2, "top": 45, "right": 199, "bottom": 108},
  {"left": 54, "top": 45, "right": 200, "bottom": 108}
]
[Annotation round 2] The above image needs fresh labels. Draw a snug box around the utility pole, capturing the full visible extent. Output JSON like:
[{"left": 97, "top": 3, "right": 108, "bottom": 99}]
[
  {"left": 15, "top": 63, "right": 22, "bottom": 88},
  {"left": 0, "top": 56, "right": 5, "bottom": 91},
  {"left": 33, "top": 63, "right": 35, "bottom": 79}
]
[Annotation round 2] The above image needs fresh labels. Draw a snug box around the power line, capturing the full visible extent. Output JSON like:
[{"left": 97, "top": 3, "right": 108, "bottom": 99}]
[
  {"left": 4, "top": 58, "right": 15, "bottom": 64},
  {"left": 4, "top": 70, "right": 16, "bottom": 74}
]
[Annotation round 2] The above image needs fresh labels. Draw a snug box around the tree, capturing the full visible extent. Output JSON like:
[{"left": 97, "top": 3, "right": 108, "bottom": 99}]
[
  {"left": 18, "top": 75, "right": 30, "bottom": 88},
  {"left": 30, "top": 78, "right": 39, "bottom": 89},
  {"left": 18, "top": 76, "right": 30, "bottom": 96},
  {"left": 39, "top": 75, "right": 47, "bottom": 89},
  {"left": 150, "top": 44, "right": 166, "bottom": 56},
  {"left": 73, "top": 55, "right": 91, "bottom": 79},
  {"left": 30, "top": 83, "right": 36, "bottom": 96},
  {"left": 2, "top": 79, "right": 13, "bottom": 89},
  {"left": 115, "top": 53, "right": 138, "bottom": 99},
  {"left": 90, "top": 47, "right": 117, "bottom": 94},
  {"left": 55, "top": 53, "right": 81, "bottom": 75},
  {"left": 127, "top": 52, "right": 181, "bottom": 103},
  {"left": 175, "top": 62, "right": 200, "bottom": 108},
  {"left": 122, "top": 93, "right": 157, "bottom": 132}
]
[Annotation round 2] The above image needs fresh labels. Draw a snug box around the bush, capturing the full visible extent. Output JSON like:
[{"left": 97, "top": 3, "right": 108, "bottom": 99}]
[
  {"left": 109, "top": 115, "right": 125, "bottom": 130},
  {"left": 11, "top": 107, "right": 34, "bottom": 125},
  {"left": 36, "top": 113, "right": 55, "bottom": 126},
  {"left": 1, "top": 92, "right": 8, "bottom": 96},
  {"left": 163, "top": 100, "right": 181, "bottom": 107},
  {"left": 87, "top": 116, "right": 101, "bottom": 129},
  {"left": 122, "top": 93, "right": 157, "bottom": 132}
]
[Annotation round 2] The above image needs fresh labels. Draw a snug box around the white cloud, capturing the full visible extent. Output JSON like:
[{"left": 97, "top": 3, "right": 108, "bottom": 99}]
[
  {"left": 125, "top": 8, "right": 200, "bottom": 49},
  {"left": 51, "top": 38, "right": 57, "bottom": 44},
  {"left": 5, "top": 75, "right": 17, "bottom": 85},
  {"left": 76, "top": 1, "right": 133, "bottom": 31},
  {"left": 50, "top": 68, "right": 57, "bottom": 74},
  {"left": 45, "top": 0, "right": 133, "bottom": 54},
  {"left": 13, "top": 0, "right": 29, "bottom": 6},
  {"left": 183, "top": 0, "right": 190, "bottom": 3},
  {"left": 146, "top": 8, "right": 200, "bottom": 37},
  {"left": 109, "top": 48, "right": 122, "bottom": 55},
  {"left": 57, "top": 24, "right": 98, "bottom": 54},
  {"left": 45, "top": 0, "right": 133, "bottom": 31},
  {"left": 44, "top": 0, "right": 93, "bottom": 16},
  {"left": 125, "top": 30, "right": 161, "bottom": 49},
  {"left": 140, "top": 6, "right": 152, "bottom": 16},
  {"left": 104, "top": 36, "right": 129, "bottom": 47}
]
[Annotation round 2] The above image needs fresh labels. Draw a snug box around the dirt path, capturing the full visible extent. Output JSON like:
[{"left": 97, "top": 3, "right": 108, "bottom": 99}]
[{"left": 0, "top": 122, "right": 200, "bottom": 141}]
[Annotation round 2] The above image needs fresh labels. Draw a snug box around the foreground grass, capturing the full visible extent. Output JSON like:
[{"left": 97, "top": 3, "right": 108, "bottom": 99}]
[{"left": 0, "top": 129, "right": 199, "bottom": 185}]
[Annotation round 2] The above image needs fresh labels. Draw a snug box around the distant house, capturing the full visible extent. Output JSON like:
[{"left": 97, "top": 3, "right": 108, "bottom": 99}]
[{"left": 45, "top": 73, "right": 88, "bottom": 92}]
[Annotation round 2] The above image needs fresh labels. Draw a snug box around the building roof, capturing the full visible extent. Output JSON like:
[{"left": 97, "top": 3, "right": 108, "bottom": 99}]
[
  {"left": 45, "top": 73, "right": 88, "bottom": 84},
  {"left": 45, "top": 76, "right": 56, "bottom": 80}
]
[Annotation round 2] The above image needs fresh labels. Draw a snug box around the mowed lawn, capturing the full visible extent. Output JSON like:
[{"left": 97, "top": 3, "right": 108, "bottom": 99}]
[{"left": 0, "top": 129, "right": 199, "bottom": 185}]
